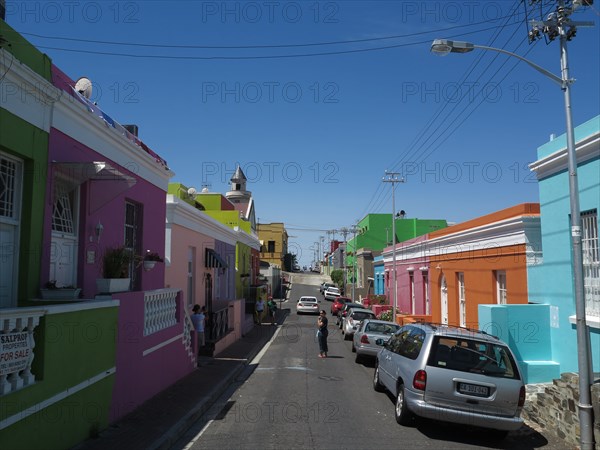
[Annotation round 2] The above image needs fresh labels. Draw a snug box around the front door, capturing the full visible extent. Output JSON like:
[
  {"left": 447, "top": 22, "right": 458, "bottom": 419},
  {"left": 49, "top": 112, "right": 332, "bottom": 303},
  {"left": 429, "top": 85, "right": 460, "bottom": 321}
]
[
  {"left": 441, "top": 275, "right": 448, "bottom": 324},
  {"left": 50, "top": 181, "right": 79, "bottom": 287},
  {"left": 0, "top": 153, "right": 23, "bottom": 307}
]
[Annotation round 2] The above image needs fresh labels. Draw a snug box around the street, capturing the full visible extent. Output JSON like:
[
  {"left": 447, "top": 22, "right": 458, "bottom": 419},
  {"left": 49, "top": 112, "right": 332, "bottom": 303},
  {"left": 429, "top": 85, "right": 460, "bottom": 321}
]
[{"left": 172, "top": 275, "right": 570, "bottom": 450}]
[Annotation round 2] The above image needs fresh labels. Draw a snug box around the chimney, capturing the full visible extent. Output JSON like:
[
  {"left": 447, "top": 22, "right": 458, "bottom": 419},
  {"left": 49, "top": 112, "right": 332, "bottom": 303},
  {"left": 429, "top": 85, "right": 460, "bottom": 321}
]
[{"left": 123, "top": 124, "right": 139, "bottom": 137}]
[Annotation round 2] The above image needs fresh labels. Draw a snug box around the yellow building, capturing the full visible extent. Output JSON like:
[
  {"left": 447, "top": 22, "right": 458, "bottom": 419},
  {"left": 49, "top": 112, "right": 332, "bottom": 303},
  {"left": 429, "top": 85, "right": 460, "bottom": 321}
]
[{"left": 257, "top": 223, "right": 288, "bottom": 267}]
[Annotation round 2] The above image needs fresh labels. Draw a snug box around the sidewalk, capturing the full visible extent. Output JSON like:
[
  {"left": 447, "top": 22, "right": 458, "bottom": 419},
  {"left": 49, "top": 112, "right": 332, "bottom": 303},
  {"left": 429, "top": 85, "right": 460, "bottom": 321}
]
[{"left": 74, "top": 321, "right": 281, "bottom": 450}]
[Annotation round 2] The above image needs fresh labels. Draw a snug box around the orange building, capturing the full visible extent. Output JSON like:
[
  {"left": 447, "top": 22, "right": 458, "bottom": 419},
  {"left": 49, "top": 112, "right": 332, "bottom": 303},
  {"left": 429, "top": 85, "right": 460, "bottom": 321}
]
[{"left": 427, "top": 203, "right": 541, "bottom": 328}]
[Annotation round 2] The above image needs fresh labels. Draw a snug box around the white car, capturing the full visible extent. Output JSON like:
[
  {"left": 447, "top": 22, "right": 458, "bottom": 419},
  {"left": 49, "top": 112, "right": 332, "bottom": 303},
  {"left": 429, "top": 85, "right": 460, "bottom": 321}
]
[
  {"left": 297, "top": 296, "right": 320, "bottom": 314},
  {"left": 323, "top": 287, "right": 341, "bottom": 301}
]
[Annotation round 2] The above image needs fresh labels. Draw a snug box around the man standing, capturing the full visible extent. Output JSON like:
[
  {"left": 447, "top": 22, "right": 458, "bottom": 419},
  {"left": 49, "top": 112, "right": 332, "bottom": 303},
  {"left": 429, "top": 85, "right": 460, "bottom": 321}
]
[{"left": 191, "top": 305, "right": 206, "bottom": 355}]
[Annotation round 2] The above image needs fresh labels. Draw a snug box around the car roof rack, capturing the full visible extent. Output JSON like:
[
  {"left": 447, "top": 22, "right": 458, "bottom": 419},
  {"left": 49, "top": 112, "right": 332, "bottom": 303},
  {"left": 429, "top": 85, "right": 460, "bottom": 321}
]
[{"left": 405, "top": 322, "right": 499, "bottom": 340}]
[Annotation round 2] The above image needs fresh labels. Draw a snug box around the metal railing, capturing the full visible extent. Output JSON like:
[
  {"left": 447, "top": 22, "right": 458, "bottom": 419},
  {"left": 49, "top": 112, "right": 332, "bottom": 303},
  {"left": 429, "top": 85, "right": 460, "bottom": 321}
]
[{"left": 207, "top": 306, "right": 229, "bottom": 342}]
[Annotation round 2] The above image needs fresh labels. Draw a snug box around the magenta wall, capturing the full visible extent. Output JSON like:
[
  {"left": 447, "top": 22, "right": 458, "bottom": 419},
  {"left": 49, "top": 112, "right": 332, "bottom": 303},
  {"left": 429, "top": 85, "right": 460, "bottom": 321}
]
[
  {"left": 384, "top": 235, "right": 430, "bottom": 315},
  {"left": 110, "top": 291, "right": 194, "bottom": 421},
  {"left": 43, "top": 128, "right": 167, "bottom": 298}
]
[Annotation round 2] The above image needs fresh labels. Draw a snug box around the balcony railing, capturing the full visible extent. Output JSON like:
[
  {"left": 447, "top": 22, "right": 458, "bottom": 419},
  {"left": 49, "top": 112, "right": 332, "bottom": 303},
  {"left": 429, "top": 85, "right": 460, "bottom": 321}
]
[
  {"left": 0, "top": 308, "right": 46, "bottom": 395},
  {"left": 144, "top": 288, "right": 179, "bottom": 336}
]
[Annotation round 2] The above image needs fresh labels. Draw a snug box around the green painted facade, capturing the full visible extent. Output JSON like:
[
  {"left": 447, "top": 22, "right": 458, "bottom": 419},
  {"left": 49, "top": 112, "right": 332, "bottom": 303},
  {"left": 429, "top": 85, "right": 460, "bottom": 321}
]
[
  {"left": 0, "top": 306, "right": 118, "bottom": 449},
  {"left": 346, "top": 214, "right": 448, "bottom": 265},
  {"left": 0, "top": 20, "right": 52, "bottom": 81},
  {"left": 0, "top": 110, "right": 49, "bottom": 305}
]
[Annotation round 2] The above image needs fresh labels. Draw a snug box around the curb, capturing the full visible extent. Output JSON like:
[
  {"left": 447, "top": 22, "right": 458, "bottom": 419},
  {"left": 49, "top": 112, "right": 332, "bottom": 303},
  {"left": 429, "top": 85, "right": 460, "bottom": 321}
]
[{"left": 149, "top": 331, "right": 271, "bottom": 450}]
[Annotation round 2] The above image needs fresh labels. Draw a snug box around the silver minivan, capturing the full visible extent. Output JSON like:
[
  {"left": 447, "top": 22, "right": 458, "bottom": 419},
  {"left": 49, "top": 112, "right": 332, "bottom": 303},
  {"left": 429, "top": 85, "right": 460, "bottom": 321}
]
[{"left": 373, "top": 323, "right": 525, "bottom": 438}]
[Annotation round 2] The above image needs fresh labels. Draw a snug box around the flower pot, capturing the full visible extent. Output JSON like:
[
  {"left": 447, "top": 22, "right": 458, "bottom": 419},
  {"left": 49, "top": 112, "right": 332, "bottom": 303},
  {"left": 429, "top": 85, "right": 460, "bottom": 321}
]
[
  {"left": 96, "top": 278, "right": 131, "bottom": 294},
  {"left": 40, "top": 288, "right": 82, "bottom": 300},
  {"left": 143, "top": 261, "right": 157, "bottom": 271}
]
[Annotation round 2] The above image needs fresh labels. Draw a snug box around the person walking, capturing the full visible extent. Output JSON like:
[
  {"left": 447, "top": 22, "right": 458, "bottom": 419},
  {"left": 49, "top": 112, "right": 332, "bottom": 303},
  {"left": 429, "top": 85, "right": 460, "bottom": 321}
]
[
  {"left": 267, "top": 296, "right": 277, "bottom": 325},
  {"left": 191, "top": 305, "right": 206, "bottom": 357},
  {"left": 255, "top": 297, "right": 266, "bottom": 324},
  {"left": 317, "top": 310, "right": 329, "bottom": 358}
]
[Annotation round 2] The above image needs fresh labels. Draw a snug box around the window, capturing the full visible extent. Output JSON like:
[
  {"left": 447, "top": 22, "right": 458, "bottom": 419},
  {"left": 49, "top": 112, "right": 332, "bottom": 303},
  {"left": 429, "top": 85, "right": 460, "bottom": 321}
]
[
  {"left": 398, "top": 326, "right": 425, "bottom": 360},
  {"left": 495, "top": 270, "right": 507, "bottom": 305},
  {"left": 187, "top": 247, "right": 195, "bottom": 308},
  {"left": 409, "top": 272, "right": 415, "bottom": 314},
  {"left": 582, "top": 210, "right": 599, "bottom": 317},
  {"left": 458, "top": 272, "right": 466, "bottom": 327},
  {"left": 422, "top": 272, "right": 430, "bottom": 315},
  {"left": 267, "top": 240, "right": 275, "bottom": 253}
]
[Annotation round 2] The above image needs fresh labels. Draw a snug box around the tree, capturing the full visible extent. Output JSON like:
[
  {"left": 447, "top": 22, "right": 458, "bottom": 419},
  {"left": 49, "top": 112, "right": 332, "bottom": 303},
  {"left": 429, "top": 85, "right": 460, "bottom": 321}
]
[{"left": 330, "top": 269, "right": 344, "bottom": 289}]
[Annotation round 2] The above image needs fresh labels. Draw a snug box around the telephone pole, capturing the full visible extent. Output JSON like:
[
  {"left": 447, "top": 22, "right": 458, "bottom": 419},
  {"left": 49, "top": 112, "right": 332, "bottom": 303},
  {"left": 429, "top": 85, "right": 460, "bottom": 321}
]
[{"left": 382, "top": 171, "right": 405, "bottom": 322}]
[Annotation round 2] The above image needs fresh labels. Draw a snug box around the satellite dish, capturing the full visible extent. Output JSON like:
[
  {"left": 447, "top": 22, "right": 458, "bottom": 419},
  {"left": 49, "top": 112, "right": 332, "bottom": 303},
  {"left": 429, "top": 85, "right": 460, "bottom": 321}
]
[
  {"left": 187, "top": 187, "right": 197, "bottom": 196},
  {"left": 75, "top": 77, "right": 93, "bottom": 99}
]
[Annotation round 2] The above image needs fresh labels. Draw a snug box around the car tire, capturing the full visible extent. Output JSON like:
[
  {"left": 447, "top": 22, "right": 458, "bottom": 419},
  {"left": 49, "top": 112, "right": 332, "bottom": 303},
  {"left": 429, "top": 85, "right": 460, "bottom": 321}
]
[
  {"left": 355, "top": 353, "right": 363, "bottom": 364},
  {"left": 395, "top": 384, "right": 413, "bottom": 425},
  {"left": 373, "top": 364, "right": 385, "bottom": 392},
  {"left": 344, "top": 331, "right": 351, "bottom": 341},
  {"left": 488, "top": 429, "right": 509, "bottom": 440},
  {"left": 351, "top": 343, "right": 356, "bottom": 353}
]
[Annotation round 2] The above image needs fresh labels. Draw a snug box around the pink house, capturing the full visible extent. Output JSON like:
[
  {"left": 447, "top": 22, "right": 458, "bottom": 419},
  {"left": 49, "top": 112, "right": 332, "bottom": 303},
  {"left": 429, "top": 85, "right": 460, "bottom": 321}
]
[{"left": 44, "top": 66, "right": 196, "bottom": 421}]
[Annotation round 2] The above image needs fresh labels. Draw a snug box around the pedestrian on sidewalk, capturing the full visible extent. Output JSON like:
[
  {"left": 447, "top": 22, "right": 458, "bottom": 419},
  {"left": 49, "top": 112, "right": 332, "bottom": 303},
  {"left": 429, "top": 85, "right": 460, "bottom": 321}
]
[
  {"left": 255, "top": 297, "right": 265, "bottom": 324},
  {"left": 317, "top": 310, "right": 328, "bottom": 358},
  {"left": 191, "top": 305, "right": 206, "bottom": 355},
  {"left": 267, "top": 296, "right": 277, "bottom": 325}
]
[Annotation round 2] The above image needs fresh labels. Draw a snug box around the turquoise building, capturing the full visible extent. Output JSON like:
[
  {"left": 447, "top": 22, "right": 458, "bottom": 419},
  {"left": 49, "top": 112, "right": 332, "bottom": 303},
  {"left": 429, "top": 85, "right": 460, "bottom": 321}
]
[{"left": 480, "top": 116, "right": 600, "bottom": 383}]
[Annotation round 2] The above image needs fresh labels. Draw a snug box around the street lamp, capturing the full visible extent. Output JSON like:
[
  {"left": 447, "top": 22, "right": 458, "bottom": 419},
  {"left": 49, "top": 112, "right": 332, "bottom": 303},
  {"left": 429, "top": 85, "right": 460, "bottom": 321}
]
[
  {"left": 383, "top": 172, "right": 405, "bottom": 321},
  {"left": 431, "top": 5, "right": 595, "bottom": 446}
]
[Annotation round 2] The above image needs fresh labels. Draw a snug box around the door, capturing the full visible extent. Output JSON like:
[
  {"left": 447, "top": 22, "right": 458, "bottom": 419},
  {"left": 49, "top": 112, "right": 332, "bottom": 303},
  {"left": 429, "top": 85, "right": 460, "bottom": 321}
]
[
  {"left": 0, "top": 153, "right": 23, "bottom": 308},
  {"left": 441, "top": 275, "right": 448, "bottom": 324},
  {"left": 50, "top": 181, "right": 79, "bottom": 287}
]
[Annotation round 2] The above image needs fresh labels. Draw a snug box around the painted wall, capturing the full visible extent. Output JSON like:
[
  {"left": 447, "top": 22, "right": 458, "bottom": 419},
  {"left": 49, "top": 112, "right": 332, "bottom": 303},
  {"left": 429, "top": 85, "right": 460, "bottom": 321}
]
[
  {"left": 0, "top": 20, "right": 51, "bottom": 80},
  {"left": 374, "top": 256, "right": 384, "bottom": 295},
  {"left": 43, "top": 128, "right": 167, "bottom": 298},
  {"left": 110, "top": 290, "right": 194, "bottom": 422},
  {"left": 0, "top": 303, "right": 117, "bottom": 449},
  {"left": 528, "top": 115, "right": 600, "bottom": 377}
]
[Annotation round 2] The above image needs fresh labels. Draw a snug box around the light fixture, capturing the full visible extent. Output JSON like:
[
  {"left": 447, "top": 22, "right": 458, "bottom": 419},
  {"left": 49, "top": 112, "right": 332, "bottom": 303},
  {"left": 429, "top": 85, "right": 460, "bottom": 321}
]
[
  {"left": 95, "top": 221, "right": 104, "bottom": 243},
  {"left": 430, "top": 39, "right": 474, "bottom": 56}
]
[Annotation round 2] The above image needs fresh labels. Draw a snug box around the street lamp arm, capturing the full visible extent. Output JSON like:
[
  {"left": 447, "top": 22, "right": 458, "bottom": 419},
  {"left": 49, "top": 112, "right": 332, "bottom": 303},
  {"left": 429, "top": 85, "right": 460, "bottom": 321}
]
[{"left": 472, "top": 44, "right": 565, "bottom": 87}]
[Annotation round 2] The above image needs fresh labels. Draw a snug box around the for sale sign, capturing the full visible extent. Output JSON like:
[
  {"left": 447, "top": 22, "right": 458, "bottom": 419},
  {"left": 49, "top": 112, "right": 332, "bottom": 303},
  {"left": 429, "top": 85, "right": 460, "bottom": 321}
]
[{"left": 0, "top": 332, "right": 32, "bottom": 376}]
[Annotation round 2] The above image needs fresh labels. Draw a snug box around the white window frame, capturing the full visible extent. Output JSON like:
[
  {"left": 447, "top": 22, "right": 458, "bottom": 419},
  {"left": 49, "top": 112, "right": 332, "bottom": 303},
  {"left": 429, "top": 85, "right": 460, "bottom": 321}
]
[
  {"left": 496, "top": 270, "right": 507, "bottom": 305},
  {"left": 458, "top": 272, "right": 466, "bottom": 327},
  {"left": 582, "top": 210, "right": 599, "bottom": 318}
]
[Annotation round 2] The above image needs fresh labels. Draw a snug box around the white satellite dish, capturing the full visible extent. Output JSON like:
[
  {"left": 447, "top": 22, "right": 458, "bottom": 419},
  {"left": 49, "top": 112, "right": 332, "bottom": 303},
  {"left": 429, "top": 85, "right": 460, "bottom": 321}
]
[
  {"left": 187, "top": 187, "right": 197, "bottom": 196},
  {"left": 75, "top": 77, "right": 93, "bottom": 99}
]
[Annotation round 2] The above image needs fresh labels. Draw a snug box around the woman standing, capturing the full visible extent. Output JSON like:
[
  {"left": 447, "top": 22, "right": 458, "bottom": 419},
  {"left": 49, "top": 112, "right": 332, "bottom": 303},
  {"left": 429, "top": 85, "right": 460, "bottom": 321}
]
[{"left": 317, "top": 310, "right": 329, "bottom": 358}]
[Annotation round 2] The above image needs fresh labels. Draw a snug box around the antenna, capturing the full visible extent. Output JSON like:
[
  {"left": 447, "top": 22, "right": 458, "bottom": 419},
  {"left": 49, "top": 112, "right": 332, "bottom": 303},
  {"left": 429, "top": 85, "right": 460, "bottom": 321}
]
[{"left": 75, "top": 77, "right": 93, "bottom": 99}]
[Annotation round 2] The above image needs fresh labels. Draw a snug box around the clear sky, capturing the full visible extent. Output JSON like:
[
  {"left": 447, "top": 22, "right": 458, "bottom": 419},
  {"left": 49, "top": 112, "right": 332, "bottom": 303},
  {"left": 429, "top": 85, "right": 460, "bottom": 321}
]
[{"left": 6, "top": 0, "right": 600, "bottom": 267}]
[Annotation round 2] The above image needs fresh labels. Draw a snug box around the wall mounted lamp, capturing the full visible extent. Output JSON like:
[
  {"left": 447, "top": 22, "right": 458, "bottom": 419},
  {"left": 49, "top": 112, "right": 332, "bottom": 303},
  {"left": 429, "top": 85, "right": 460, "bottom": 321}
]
[{"left": 95, "top": 221, "right": 104, "bottom": 243}]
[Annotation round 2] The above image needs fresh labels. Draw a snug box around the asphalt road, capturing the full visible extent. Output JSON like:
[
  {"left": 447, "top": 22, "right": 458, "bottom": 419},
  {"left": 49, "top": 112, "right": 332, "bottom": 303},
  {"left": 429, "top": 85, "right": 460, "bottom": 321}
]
[{"left": 172, "top": 274, "right": 571, "bottom": 450}]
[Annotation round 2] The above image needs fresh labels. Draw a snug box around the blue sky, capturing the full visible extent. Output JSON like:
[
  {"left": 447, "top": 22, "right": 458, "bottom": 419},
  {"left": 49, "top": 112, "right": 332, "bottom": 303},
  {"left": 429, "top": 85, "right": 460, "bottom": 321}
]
[{"left": 6, "top": 1, "right": 600, "bottom": 267}]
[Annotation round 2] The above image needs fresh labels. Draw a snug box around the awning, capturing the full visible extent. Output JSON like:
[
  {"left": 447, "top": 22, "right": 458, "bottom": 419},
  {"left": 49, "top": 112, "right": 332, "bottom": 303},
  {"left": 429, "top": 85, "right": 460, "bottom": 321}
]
[
  {"left": 52, "top": 161, "right": 136, "bottom": 191},
  {"left": 205, "top": 248, "right": 228, "bottom": 269}
]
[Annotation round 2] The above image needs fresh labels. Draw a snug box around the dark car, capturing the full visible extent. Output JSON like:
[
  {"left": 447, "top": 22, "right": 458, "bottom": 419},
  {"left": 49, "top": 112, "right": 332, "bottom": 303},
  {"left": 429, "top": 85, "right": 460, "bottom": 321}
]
[
  {"left": 330, "top": 296, "right": 353, "bottom": 316},
  {"left": 336, "top": 302, "right": 368, "bottom": 327}
]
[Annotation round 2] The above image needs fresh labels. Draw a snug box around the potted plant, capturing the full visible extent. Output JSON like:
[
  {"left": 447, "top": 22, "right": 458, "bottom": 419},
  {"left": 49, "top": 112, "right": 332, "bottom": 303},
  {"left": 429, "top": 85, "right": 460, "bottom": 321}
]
[
  {"left": 96, "top": 246, "right": 133, "bottom": 293},
  {"left": 40, "top": 280, "right": 82, "bottom": 300},
  {"left": 142, "top": 250, "right": 163, "bottom": 271}
]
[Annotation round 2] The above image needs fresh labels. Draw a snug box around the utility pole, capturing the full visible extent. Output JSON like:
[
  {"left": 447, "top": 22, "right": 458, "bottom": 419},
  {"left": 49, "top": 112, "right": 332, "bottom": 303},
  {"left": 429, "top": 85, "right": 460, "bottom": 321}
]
[
  {"left": 382, "top": 171, "right": 405, "bottom": 322},
  {"left": 339, "top": 227, "right": 350, "bottom": 296},
  {"left": 530, "top": 3, "right": 595, "bottom": 447},
  {"left": 350, "top": 223, "right": 359, "bottom": 302}
]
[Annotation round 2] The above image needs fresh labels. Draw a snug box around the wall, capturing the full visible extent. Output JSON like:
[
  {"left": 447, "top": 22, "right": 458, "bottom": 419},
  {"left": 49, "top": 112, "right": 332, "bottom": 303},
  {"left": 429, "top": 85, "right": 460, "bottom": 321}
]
[
  {"left": 110, "top": 290, "right": 193, "bottom": 422},
  {"left": 0, "top": 302, "right": 117, "bottom": 449}
]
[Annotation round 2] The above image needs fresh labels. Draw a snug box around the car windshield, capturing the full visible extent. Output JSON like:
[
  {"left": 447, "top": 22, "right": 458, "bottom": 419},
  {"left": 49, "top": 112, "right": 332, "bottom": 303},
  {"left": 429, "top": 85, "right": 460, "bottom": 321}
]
[
  {"left": 427, "top": 336, "right": 520, "bottom": 380},
  {"left": 327, "top": 288, "right": 340, "bottom": 294},
  {"left": 352, "top": 311, "right": 375, "bottom": 320},
  {"left": 300, "top": 298, "right": 317, "bottom": 303},
  {"left": 365, "top": 323, "right": 399, "bottom": 334}
]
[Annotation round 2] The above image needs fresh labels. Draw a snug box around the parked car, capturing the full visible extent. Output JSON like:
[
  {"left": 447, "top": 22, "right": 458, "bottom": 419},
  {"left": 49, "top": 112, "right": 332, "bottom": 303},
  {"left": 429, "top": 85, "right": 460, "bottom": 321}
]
[
  {"left": 330, "top": 296, "right": 352, "bottom": 316},
  {"left": 352, "top": 319, "right": 400, "bottom": 363},
  {"left": 373, "top": 323, "right": 525, "bottom": 438},
  {"left": 320, "top": 282, "right": 336, "bottom": 295},
  {"left": 296, "top": 296, "right": 320, "bottom": 314},
  {"left": 336, "top": 302, "right": 368, "bottom": 327},
  {"left": 342, "top": 308, "right": 377, "bottom": 340},
  {"left": 323, "top": 286, "right": 341, "bottom": 301}
]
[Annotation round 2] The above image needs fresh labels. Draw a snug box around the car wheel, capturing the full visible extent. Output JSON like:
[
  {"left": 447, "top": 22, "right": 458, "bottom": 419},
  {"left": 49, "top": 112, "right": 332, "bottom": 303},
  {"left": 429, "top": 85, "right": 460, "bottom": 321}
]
[
  {"left": 351, "top": 343, "right": 356, "bottom": 353},
  {"left": 395, "top": 384, "right": 413, "bottom": 425},
  {"left": 344, "top": 332, "right": 351, "bottom": 341},
  {"left": 488, "top": 429, "right": 509, "bottom": 440},
  {"left": 355, "top": 352, "right": 363, "bottom": 364},
  {"left": 373, "top": 364, "right": 384, "bottom": 392}
]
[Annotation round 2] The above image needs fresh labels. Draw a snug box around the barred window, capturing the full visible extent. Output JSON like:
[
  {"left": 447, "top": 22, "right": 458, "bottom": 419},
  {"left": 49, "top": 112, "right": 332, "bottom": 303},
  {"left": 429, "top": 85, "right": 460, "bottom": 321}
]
[{"left": 582, "top": 210, "right": 599, "bottom": 317}]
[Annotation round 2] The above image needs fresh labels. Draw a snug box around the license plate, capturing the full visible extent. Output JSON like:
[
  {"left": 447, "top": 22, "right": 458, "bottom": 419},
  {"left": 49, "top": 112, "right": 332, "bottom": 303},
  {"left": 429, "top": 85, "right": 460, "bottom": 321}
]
[{"left": 458, "top": 383, "right": 489, "bottom": 397}]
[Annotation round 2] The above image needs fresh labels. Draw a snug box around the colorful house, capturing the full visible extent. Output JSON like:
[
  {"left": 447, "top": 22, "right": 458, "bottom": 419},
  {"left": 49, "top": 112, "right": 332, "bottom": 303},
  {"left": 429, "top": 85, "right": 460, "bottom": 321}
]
[
  {"left": 257, "top": 222, "right": 289, "bottom": 268},
  {"left": 1, "top": 21, "right": 196, "bottom": 448},
  {"left": 482, "top": 116, "right": 600, "bottom": 383},
  {"left": 166, "top": 183, "right": 242, "bottom": 355}
]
